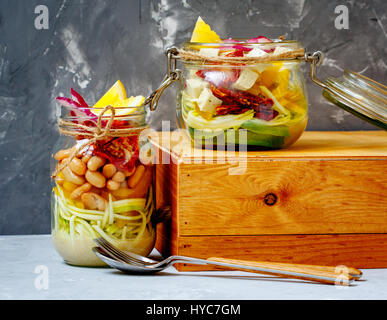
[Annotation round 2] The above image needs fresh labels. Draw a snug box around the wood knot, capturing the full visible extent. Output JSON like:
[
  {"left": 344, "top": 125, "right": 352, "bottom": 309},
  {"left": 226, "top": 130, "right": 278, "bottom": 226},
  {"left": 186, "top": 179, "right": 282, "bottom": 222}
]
[{"left": 264, "top": 193, "right": 277, "bottom": 206}]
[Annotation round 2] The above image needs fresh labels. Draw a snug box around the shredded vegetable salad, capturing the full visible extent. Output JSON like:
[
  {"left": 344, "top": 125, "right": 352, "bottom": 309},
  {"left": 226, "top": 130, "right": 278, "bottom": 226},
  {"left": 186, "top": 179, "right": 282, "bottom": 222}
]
[{"left": 181, "top": 17, "right": 308, "bottom": 149}]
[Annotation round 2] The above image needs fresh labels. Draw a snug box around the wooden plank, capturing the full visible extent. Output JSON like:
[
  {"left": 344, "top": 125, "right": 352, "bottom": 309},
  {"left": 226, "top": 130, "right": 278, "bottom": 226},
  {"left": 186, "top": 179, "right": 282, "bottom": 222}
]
[
  {"left": 178, "top": 160, "right": 387, "bottom": 235},
  {"left": 170, "top": 234, "right": 387, "bottom": 270},
  {"left": 155, "top": 161, "right": 171, "bottom": 210},
  {"left": 154, "top": 145, "right": 180, "bottom": 252}
]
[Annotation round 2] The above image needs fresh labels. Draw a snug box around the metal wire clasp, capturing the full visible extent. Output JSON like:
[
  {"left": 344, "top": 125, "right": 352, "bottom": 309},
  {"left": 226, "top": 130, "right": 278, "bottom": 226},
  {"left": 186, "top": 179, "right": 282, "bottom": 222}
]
[
  {"left": 302, "top": 51, "right": 328, "bottom": 90},
  {"left": 144, "top": 47, "right": 182, "bottom": 111}
]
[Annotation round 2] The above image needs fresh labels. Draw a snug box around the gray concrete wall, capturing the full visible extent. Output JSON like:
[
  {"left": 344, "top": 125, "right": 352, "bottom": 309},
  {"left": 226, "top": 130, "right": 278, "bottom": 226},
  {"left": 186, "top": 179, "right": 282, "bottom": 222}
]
[{"left": 0, "top": 0, "right": 386, "bottom": 234}]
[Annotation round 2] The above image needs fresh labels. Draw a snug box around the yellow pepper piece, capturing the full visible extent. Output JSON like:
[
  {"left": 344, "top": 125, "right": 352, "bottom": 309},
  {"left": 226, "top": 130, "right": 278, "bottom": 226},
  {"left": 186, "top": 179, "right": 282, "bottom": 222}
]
[
  {"left": 194, "top": 102, "right": 214, "bottom": 121},
  {"left": 258, "top": 62, "right": 283, "bottom": 89},
  {"left": 278, "top": 89, "right": 307, "bottom": 114},
  {"left": 74, "top": 201, "right": 85, "bottom": 209},
  {"left": 190, "top": 16, "right": 222, "bottom": 43},
  {"left": 272, "top": 69, "right": 290, "bottom": 98},
  {"left": 63, "top": 181, "right": 77, "bottom": 193}
]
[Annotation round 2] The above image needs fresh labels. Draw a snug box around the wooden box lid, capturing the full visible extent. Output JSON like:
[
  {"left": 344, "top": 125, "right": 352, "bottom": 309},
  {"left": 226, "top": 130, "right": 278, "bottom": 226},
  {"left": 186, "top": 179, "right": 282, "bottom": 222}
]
[{"left": 150, "top": 130, "right": 387, "bottom": 162}]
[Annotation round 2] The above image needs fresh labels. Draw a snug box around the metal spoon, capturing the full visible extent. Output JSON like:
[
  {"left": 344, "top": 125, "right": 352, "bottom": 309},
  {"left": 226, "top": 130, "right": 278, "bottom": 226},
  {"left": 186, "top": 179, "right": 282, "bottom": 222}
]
[{"left": 92, "top": 243, "right": 357, "bottom": 285}]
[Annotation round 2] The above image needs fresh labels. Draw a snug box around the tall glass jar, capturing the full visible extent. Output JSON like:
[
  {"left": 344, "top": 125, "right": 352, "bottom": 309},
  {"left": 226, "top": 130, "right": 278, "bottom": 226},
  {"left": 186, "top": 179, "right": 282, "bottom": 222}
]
[
  {"left": 176, "top": 40, "right": 308, "bottom": 149},
  {"left": 51, "top": 104, "right": 155, "bottom": 266}
]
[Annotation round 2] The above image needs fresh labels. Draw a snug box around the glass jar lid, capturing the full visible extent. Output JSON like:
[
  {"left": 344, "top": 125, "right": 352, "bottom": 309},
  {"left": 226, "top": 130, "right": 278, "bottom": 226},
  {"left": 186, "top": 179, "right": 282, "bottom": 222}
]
[
  {"left": 323, "top": 71, "right": 387, "bottom": 130},
  {"left": 306, "top": 52, "right": 387, "bottom": 130}
]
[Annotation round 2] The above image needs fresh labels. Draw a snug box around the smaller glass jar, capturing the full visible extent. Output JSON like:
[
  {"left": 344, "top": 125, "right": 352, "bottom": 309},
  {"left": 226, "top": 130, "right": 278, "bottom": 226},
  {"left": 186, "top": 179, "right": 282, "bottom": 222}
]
[
  {"left": 176, "top": 40, "right": 308, "bottom": 149},
  {"left": 51, "top": 104, "right": 155, "bottom": 267}
]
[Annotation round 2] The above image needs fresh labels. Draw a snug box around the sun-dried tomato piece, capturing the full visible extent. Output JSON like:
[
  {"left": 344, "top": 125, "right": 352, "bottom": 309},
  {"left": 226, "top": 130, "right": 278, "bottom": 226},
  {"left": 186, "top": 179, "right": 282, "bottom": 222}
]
[
  {"left": 225, "top": 49, "right": 244, "bottom": 57},
  {"left": 90, "top": 135, "right": 139, "bottom": 171},
  {"left": 216, "top": 104, "right": 250, "bottom": 115},
  {"left": 209, "top": 84, "right": 278, "bottom": 120},
  {"left": 255, "top": 109, "right": 279, "bottom": 121},
  {"left": 210, "top": 85, "right": 273, "bottom": 109}
]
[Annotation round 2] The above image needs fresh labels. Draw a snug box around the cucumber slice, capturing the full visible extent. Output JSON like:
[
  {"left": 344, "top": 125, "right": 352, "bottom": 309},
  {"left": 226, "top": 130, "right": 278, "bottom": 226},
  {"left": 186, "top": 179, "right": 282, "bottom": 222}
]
[
  {"left": 188, "top": 127, "right": 284, "bottom": 149},
  {"left": 226, "top": 130, "right": 285, "bottom": 148},
  {"left": 188, "top": 127, "right": 225, "bottom": 140},
  {"left": 241, "top": 119, "right": 290, "bottom": 137}
]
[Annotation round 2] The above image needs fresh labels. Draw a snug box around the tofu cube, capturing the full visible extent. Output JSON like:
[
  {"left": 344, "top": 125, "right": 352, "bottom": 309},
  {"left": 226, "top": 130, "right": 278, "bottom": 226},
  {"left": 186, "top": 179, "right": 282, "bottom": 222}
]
[
  {"left": 252, "top": 64, "right": 270, "bottom": 73},
  {"left": 232, "top": 68, "right": 259, "bottom": 91},
  {"left": 244, "top": 47, "right": 269, "bottom": 58},
  {"left": 197, "top": 87, "right": 223, "bottom": 113},
  {"left": 273, "top": 46, "right": 292, "bottom": 55},
  {"left": 185, "top": 78, "right": 209, "bottom": 99},
  {"left": 189, "top": 68, "right": 200, "bottom": 78},
  {"left": 199, "top": 48, "right": 220, "bottom": 57}
]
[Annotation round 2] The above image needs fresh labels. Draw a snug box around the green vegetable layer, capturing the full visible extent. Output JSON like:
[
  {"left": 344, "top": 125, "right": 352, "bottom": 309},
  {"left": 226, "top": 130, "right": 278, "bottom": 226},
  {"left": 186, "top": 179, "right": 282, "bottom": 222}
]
[{"left": 188, "top": 127, "right": 285, "bottom": 149}]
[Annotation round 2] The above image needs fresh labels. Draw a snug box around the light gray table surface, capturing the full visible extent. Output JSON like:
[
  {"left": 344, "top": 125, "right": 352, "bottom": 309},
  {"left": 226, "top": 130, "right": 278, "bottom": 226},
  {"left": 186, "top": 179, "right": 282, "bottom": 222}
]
[{"left": 1, "top": 235, "right": 386, "bottom": 300}]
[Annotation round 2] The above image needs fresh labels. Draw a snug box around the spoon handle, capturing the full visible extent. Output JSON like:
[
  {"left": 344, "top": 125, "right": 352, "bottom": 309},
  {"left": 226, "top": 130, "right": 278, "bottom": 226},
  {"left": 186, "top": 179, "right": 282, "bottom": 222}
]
[{"left": 206, "top": 257, "right": 358, "bottom": 285}]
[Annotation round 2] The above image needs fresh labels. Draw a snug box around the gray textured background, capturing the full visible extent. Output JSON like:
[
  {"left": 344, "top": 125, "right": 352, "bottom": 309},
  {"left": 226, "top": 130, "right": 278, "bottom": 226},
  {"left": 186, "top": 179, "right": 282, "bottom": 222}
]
[{"left": 0, "top": 0, "right": 386, "bottom": 235}]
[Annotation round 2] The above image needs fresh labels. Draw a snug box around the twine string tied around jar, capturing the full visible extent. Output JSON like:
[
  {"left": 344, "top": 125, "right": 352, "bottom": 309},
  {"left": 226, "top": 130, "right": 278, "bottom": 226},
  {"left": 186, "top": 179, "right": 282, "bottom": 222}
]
[
  {"left": 174, "top": 47, "right": 305, "bottom": 64},
  {"left": 52, "top": 105, "right": 146, "bottom": 178}
]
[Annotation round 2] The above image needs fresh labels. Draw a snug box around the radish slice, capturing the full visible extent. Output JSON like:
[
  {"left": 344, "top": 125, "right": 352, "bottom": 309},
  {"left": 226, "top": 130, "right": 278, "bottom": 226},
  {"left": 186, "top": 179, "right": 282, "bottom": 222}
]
[
  {"left": 70, "top": 89, "right": 97, "bottom": 121},
  {"left": 247, "top": 36, "right": 273, "bottom": 43},
  {"left": 231, "top": 45, "right": 252, "bottom": 52},
  {"left": 247, "top": 36, "right": 274, "bottom": 53},
  {"left": 56, "top": 96, "right": 82, "bottom": 108},
  {"left": 71, "top": 88, "right": 89, "bottom": 108},
  {"left": 219, "top": 45, "right": 253, "bottom": 52},
  {"left": 57, "top": 93, "right": 97, "bottom": 121},
  {"left": 56, "top": 97, "right": 85, "bottom": 124},
  {"left": 220, "top": 37, "right": 273, "bottom": 53},
  {"left": 223, "top": 38, "right": 242, "bottom": 43},
  {"left": 56, "top": 96, "right": 97, "bottom": 123}
]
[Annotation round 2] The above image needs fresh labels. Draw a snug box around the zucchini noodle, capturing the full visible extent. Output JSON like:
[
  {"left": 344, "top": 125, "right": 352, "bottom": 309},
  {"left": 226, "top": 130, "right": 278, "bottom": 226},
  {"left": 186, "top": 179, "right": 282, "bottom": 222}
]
[
  {"left": 69, "top": 215, "right": 76, "bottom": 241},
  {"left": 101, "top": 203, "right": 109, "bottom": 228},
  {"left": 133, "top": 210, "right": 147, "bottom": 243},
  {"left": 76, "top": 218, "right": 97, "bottom": 238},
  {"left": 53, "top": 182, "right": 153, "bottom": 244},
  {"left": 113, "top": 213, "right": 142, "bottom": 221},
  {"left": 67, "top": 211, "right": 103, "bottom": 221},
  {"left": 65, "top": 204, "right": 105, "bottom": 215},
  {"left": 56, "top": 197, "right": 71, "bottom": 220},
  {"left": 122, "top": 226, "right": 127, "bottom": 240},
  {"left": 108, "top": 194, "right": 114, "bottom": 225},
  {"left": 92, "top": 224, "right": 120, "bottom": 246},
  {"left": 53, "top": 193, "right": 59, "bottom": 232}
]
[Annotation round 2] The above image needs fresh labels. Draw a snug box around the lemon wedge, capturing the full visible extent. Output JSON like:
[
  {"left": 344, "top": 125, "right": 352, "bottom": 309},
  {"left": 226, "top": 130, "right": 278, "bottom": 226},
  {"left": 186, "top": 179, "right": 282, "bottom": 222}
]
[
  {"left": 92, "top": 80, "right": 145, "bottom": 116},
  {"left": 93, "top": 80, "right": 127, "bottom": 109},
  {"left": 190, "top": 16, "right": 222, "bottom": 43},
  {"left": 93, "top": 95, "right": 145, "bottom": 116},
  {"left": 111, "top": 95, "right": 146, "bottom": 116}
]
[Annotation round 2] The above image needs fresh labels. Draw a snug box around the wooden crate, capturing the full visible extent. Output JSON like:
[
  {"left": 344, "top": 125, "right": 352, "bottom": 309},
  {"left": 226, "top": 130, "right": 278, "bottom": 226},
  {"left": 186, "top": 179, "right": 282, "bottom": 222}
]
[{"left": 150, "top": 131, "right": 387, "bottom": 270}]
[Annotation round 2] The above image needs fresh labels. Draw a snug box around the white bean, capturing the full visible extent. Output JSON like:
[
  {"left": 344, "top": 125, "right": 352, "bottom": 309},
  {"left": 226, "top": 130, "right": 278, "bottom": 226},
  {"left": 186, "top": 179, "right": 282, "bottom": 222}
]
[
  {"left": 69, "top": 158, "right": 87, "bottom": 176},
  {"left": 112, "top": 171, "right": 126, "bottom": 183},
  {"left": 127, "top": 165, "right": 145, "bottom": 188},
  {"left": 85, "top": 170, "right": 106, "bottom": 188},
  {"left": 106, "top": 179, "right": 120, "bottom": 191},
  {"left": 62, "top": 167, "right": 85, "bottom": 185},
  {"left": 102, "top": 164, "right": 117, "bottom": 178},
  {"left": 70, "top": 183, "right": 92, "bottom": 200},
  {"left": 87, "top": 156, "right": 106, "bottom": 171},
  {"left": 81, "top": 192, "right": 106, "bottom": 211}
]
